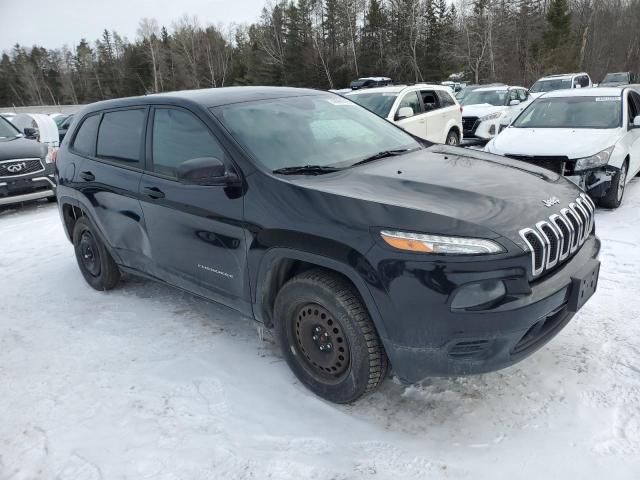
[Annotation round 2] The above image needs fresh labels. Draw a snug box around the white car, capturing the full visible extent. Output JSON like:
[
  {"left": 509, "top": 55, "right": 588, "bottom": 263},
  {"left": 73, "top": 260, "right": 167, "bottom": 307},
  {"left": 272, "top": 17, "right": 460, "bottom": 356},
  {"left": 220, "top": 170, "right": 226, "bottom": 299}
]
[
  {"left": 486, "top": 87, "right": 640, "bottom": 208},
  {"left": 460, "top": 85, "right": 533, "bottom": 143},
  {"left": 346, "top": 84, "right": 463, "bottom": 145},
  {"left": 529, "top": 73, "right": 592, "bottom": 99}
]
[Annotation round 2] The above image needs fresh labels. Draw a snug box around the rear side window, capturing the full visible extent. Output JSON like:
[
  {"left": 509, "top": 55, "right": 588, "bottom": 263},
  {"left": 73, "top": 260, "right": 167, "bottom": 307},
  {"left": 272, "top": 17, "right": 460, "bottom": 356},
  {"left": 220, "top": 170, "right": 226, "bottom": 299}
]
[
  {"left": 151, "top": 108, "right": 225, "bottom": 178},
  {"left": 72, "top": 114, "right": 100, "bottom": 156},
  {"left": 436, "top": 91, "right": 456, "bottom": 107},
  {"left": 97, "top": 109, "right": 145, "bottom": 165}
]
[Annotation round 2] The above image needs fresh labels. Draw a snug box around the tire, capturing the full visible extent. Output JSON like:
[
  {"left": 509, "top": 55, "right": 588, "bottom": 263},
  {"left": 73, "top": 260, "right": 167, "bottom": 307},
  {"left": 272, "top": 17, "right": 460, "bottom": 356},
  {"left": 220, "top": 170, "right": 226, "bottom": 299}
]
[
  {"left": 598, "top": 161, "right": 627, "bottom": 209},
  {"left": 445, "top": 129, "right": 460, "bottom": 146},
  {"left": 274, "top": 269, "right": 388, "bottom": 403},
  {"left": 72, "top": 217, "right": 120, "bottom": 291}
]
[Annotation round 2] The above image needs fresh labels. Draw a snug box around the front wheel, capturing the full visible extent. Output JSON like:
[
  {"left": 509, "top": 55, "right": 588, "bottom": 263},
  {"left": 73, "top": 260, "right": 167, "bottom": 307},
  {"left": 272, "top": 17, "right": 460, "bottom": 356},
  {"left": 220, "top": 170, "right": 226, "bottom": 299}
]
[
  {"left": 274, "top": 269, "right": 388, "bottom": 403},
  {"left": 445, "top": 129, "right": 460, "bottom": 146},
  {"left": 599, "top": 162, "right": 627, "bottom": 209}
]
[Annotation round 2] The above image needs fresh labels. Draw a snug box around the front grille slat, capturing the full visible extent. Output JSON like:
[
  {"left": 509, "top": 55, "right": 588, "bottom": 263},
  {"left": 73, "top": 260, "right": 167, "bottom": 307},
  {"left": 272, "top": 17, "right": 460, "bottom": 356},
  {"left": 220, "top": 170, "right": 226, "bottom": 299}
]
[
  {"left": 0, "top": 158, "right": 44, "bottom": 178},
  {"left": 520, "top": 194, "right": 595, "bottom": 279}
]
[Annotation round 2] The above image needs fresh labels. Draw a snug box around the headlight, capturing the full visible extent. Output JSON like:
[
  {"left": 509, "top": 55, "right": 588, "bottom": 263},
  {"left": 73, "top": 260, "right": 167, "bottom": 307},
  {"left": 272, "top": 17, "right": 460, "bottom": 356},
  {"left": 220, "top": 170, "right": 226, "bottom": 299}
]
[
  {"left": 380, "top": 230, "right": 505, "bottom": 255},
  {"left": 574, "top": 146, "right": 615, "bottom": 171},
  {"left": 479, "top": 112, "right": 503, "bottom": 122}
]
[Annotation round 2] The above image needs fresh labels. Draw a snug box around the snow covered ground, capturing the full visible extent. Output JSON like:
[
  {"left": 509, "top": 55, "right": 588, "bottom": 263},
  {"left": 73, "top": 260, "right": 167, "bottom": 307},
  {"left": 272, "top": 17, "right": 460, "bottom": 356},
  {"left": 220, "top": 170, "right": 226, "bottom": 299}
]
[{"left": 1, "top": 180, "right": 639, "bottom": 480}]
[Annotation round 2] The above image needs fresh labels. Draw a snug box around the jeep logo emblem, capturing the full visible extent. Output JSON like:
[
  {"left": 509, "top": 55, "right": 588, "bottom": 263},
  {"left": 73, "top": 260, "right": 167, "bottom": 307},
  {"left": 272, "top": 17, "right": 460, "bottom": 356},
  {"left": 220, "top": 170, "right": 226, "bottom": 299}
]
[
  {"left": 6, "top": 162, "right": 26, "bottom": 173},
  {"left": 542, "top": 196, "right": 560, "bottom": 207}
]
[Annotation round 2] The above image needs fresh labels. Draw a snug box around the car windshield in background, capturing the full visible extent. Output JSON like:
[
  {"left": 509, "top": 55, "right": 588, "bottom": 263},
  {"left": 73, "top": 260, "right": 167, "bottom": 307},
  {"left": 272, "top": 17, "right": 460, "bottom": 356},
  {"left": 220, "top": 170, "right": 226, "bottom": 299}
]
[
  {"left": 602, "top": 73, "right": 629, "bottom": 83},
  {"left": 0, "top": 116, "right": 20, "bottom": 138},
  {"left": 530, "top": 78, "right": 573, "bottom": 93},
  {"left": 55, "top": 115, "right": 71, "bottom": 127},
  {"left": 214, "top": 95, "right": 420, "bottom": 171},
  {"left": 460, "top": 90, "right": 507, "bottom": 106},
  {"left": 513, "top": 96, "right": 621, "bottom": 129},
  {"left": 347, "top": 92, "right": 397, "bottom": 118}
]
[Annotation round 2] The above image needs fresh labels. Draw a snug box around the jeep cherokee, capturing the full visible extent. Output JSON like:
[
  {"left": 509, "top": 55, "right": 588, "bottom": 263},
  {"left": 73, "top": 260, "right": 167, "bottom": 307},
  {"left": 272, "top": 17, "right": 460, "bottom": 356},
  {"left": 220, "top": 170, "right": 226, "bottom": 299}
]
[{"left": 55, "top": 87, "right": 600, "bottom": 403}]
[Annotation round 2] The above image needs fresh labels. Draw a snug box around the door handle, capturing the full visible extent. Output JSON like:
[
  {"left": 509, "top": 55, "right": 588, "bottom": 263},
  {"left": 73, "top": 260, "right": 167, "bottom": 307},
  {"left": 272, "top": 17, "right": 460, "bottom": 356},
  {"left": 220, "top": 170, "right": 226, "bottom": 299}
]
[
  {"left": 142, "top": 186, "right": 166, "bottom": 199},
  {"left": 79, "top": 171, "right": 95, "bottom": 181}
]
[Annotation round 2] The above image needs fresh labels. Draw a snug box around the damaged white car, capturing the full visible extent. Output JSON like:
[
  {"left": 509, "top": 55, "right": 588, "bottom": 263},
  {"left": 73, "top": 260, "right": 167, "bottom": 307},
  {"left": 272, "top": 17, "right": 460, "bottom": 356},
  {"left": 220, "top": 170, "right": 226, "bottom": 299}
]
[{"left": 486, "top": 87, "right": 640, "bottom": 208}]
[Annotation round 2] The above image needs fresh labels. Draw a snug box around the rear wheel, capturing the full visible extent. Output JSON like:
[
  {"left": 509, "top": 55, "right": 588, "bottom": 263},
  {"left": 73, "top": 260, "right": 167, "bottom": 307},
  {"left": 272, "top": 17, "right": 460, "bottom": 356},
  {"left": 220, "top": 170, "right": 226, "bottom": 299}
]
[
  {"left": 445, "top": 129, "right": 460, "bottom": 146},
  {"left": 274, "top": 269, "right": 388, "bottom": 403},
  {"left": 599, "top": 161, "right": 627, "bottom": 209},
  {"left": 72, "top": 217, "right": 120, "bottom": 290}
]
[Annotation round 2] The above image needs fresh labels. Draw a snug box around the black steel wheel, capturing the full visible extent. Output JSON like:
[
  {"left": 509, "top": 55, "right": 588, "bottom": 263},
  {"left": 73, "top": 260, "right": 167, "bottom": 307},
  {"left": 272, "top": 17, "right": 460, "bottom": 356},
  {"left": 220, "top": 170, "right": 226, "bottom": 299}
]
[
  {"left": 73, "top": 217, "right": 120, "bottom": 291},
  {"left": 292, "top": 303, "right": 351, "bottom": 382},
  {"left": 274, "top": 269, "right": 388, "bottom": 403}
]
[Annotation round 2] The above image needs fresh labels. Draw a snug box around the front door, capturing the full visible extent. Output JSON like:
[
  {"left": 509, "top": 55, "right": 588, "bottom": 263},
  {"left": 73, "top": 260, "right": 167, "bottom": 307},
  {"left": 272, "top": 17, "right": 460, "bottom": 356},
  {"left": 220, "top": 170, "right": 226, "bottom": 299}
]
[
  {"left": 138, "top": 106, "right": 250, "bottom": 313},
  {"left": 394, "top": 91, "right": 427, "bottom": 139}
]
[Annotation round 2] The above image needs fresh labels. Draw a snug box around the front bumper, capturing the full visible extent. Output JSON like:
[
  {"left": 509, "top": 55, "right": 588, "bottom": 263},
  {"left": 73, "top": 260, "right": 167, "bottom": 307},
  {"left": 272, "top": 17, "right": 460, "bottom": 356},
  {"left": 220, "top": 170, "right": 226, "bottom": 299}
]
[
  {"left": 367, "top": 235, "right": 601, "bottom": 382},
  {"left": 0, "top": 165, "right": 56, "bottom": 206}
]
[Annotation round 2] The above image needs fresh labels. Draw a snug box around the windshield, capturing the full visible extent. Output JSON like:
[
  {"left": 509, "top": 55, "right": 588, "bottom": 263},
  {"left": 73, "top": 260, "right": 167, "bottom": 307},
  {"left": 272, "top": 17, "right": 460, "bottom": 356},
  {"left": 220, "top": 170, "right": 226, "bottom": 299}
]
[
  {"left": 0, "top": 116, "right": 20, "bottom": 138},
  {"left": 602, "top": 73, "right": 629, "bottom": 84},
  {"left": 347, "top": 92, "right": 398, "bottom": 118},
  {"left": 513, "top": 96, "right": 621, "bottom": 129},
  {"left": 213, "top": 94, "right": 420, "bottom": 171},
  {"left": 530, "top": 78, "right": 573, "bottom": 93},
  {"left": 460, "top": 90, "right": 507, "bottom": 106}
]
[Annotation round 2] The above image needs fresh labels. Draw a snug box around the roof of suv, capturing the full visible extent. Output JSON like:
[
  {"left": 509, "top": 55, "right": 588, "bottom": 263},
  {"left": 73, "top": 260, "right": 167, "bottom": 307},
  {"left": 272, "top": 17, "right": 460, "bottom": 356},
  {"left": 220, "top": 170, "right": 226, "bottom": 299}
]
[
  {"left": 542, "top": 87, "right": 625, "bottom": 98},
  {"left": 80, "top": 86, "right": 326, "bottom": 113},
  {"left": 346, "top": 84, "right": 452, "bottom": 95}
]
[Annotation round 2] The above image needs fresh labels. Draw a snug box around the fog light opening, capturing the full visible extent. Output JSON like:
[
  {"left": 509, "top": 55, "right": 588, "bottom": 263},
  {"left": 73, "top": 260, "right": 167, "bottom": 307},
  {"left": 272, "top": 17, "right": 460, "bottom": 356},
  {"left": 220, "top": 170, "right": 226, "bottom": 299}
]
[{"left": 451, "top": 280, "right": 506, "bottom": 310}]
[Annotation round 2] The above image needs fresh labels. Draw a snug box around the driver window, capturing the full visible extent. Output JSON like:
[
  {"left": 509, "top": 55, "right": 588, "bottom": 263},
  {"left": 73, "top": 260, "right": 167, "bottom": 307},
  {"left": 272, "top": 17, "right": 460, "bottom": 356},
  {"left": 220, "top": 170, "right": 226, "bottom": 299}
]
[
  {"left": 628, "top": 93, "right": 639, "bottom": 124},
  {"left": 152, "top": 108, "right": 225, "bottom": 179},
  {"left": 398, "top": 91, "right": 422, "bottom": 117},
  {"left": 518, "top": 89, "right": 528, "bottom": 101}
]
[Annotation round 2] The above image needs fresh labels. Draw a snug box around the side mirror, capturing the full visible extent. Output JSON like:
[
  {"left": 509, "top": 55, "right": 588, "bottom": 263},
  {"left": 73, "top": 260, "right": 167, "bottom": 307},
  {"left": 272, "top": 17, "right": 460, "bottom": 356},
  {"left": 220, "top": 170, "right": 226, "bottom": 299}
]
[
  {"left": 177, "top": 157, "right": 238, "bottom": 186},
  {"left": 633, "top": 115, "right": 640, "bottom": 128},
  {"left": 509, "top": 99, "right": 521, "bottom": 106},
  {"left": 23, "top": 127, "right": 38, "bottom": 139},
  {"left": 396, "top": 106, "right": 414, "bottom": 120}
]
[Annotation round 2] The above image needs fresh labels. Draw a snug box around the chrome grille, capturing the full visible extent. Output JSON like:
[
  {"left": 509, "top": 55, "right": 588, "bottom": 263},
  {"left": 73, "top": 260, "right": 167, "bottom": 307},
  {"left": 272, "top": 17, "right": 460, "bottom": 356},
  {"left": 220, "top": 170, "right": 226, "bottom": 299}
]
[
  {"left": 0, "top": 158, "right": 44, "bottom": 178},
  {"left": 520, "top": 193, "right": 595, "bottom": 278}
]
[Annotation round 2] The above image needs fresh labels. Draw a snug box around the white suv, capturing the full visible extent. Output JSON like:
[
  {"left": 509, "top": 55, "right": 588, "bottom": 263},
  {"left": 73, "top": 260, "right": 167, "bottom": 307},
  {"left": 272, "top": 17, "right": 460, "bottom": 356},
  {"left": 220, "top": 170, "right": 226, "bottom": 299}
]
[
  {"left": 460, "top": 85, "right": 533, "bottom": 143},
  {"left": 486, "top": 87, "right": 640, "bottom": 208},
  {"left": 529, "top": 73, "right": 592, "bottom": 99},
  {"left": 346, "top": 85, "right": 463, "bottom": 145}
]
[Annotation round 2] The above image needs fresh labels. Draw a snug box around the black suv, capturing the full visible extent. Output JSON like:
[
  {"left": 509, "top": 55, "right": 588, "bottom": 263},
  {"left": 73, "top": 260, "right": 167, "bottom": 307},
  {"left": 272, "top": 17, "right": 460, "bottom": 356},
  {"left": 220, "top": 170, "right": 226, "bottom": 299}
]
[
  {"left": 1, "top": 115, "right": 56, "bottom": 206},
  {"left": 55, "top": 87, "right": 600, "bottom": 403}
]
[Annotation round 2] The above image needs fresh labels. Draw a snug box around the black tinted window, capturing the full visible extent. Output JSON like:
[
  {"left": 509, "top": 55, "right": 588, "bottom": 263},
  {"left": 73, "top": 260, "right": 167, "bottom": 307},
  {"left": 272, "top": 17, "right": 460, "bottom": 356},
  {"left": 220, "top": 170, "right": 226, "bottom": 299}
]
[
  {"left": 97, "top": 109, "right": 145, "bottom": 164},
  {"left": 437, "top": 91, "right": 456, "bottom": 107},
  {"left": 152, "top": 108, "right": 225, "bottom": 178},
  {"left": 72, "top": 114, "right": 100, "bottom": 156}
]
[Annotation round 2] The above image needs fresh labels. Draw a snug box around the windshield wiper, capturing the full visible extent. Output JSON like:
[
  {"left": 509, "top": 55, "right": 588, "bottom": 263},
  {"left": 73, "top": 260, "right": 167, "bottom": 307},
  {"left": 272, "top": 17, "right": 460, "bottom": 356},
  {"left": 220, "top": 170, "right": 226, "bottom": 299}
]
[
  {"left": 272, "top": 165, "right": 343, "bottom": 175},
  {"left": 350, "top": 149, "right": 413, "bottom": 168}
]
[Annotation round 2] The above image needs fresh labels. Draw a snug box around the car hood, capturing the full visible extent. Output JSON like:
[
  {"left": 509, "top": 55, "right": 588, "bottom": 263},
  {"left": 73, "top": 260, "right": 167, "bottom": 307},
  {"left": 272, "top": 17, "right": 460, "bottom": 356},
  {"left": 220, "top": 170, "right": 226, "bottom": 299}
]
[
  {"left": 0, "top": 136, "right": 46, "bottom": 161},
  {"left": 461, "top": 104, "right": 506, "bottom": 118},
  {"left": 291, "top": 145, "right": 584, "bottom": 249},
  {"left": 488, "top": 127, "right": 619, "bottom": 159}
]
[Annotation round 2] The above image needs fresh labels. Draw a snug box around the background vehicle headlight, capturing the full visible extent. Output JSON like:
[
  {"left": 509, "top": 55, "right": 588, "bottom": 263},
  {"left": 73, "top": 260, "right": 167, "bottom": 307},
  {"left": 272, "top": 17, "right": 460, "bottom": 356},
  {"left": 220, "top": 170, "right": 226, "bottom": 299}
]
[
  {"left": 380, "top": 231, "right": 505, "bottom": 254},
  {"left": 479, "top": 112, "right": 502, "bottom": 122},
  {"left": 574, "top": 146, "right": 615, "bottom": 171}
]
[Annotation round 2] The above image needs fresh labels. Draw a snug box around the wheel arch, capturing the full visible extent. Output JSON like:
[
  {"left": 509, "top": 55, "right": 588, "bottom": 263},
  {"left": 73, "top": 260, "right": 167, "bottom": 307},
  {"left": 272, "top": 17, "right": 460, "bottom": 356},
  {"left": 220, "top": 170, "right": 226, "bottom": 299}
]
[{"left": 254, "top": 248, "right": 388, "bottom": 339}]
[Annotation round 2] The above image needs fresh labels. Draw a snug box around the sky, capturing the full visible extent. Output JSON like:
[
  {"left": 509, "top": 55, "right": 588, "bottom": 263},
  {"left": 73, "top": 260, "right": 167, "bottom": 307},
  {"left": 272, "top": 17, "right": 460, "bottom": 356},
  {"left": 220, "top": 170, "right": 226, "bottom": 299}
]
[{"left": 0, "top": 0, "right": 267, "bottom": 51}]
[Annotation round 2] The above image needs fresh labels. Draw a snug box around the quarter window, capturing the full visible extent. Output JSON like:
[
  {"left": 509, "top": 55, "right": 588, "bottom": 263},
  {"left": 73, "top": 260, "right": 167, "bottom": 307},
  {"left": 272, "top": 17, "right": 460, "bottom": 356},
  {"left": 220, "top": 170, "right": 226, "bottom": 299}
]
[
  {"left": 151, "top": 108, "right": 225, "bottom": 179},
  {"left": 72, "top": 114, "right": 100, "bottom": 157},
  {"left": 436, "top": 91, "right": 456, "bottom": 108},
  {"left": 96, "top": 109, "right": 145, "bottom": 165}
]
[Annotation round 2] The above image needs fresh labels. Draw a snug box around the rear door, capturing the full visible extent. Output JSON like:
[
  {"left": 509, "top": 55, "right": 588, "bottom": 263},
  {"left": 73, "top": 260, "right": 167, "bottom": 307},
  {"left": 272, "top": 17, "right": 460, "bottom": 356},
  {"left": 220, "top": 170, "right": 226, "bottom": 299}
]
[
  {"left": 434, "top": 89, "right": 461, "bottom": 143},
  {"left": 394, "top": 91, "right": 426, "bottom": 138},
  {"left": 73, "top": 107, "right": 148, "bottom": 270},
  {"left": 626, "top": 91, "right": 640, "bottom": 177},
  {"left": 139, "top": 106, "right": 249, "bottom": 313}
]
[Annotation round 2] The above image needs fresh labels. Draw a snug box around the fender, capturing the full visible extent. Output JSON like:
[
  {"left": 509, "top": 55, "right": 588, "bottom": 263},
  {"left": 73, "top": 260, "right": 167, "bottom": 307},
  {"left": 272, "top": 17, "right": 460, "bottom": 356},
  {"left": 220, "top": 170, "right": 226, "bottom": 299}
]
[
  {"left": 253, "top": 247, "right": 390, "bottom": 341},
  {"left": 57, "top": 193, "right": 124, "bottom": 265}
]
